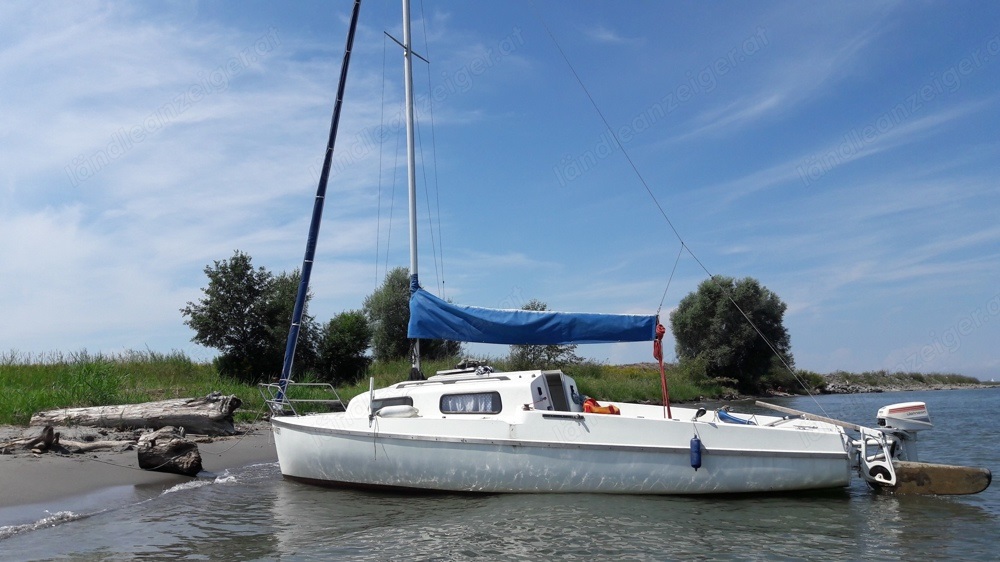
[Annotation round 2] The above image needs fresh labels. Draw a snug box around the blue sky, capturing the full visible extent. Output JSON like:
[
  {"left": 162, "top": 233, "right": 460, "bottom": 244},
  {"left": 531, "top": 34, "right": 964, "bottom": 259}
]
[{"left": 2, "top": 1, "right": 999, "bottom": 379}]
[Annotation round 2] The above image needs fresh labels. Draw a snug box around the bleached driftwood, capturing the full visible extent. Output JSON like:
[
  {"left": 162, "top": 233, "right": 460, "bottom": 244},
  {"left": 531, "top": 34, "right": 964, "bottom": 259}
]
[
  {"left": 30, "top": 392, "right": 242, "bottom": 436},
  {"left": 0, "top": 425, "right": 135, "bottom": 455},
  {"left": 0, "top": 425, "right": 59, "bottom": 454},
  {"left": 137, "top": 426, "right": 202, "bottom": 476},
  {"left": 60, "top": 439, "right": 134, "bottom": 454}
]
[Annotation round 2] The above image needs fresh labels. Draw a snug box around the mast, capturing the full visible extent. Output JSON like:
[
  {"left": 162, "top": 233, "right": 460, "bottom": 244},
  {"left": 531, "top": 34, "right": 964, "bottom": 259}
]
[
  {"left": 277, "top": 0, "right": 363, "bottom": 399},
  {"left": 402, "top": 0, "right": 422, "bottom": 378}
]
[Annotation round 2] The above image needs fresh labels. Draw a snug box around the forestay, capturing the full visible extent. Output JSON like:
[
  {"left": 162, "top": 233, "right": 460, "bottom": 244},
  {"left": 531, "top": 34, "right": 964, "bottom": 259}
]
[{"left": 408, "top": 282, "right": 658, "bottom": 345}]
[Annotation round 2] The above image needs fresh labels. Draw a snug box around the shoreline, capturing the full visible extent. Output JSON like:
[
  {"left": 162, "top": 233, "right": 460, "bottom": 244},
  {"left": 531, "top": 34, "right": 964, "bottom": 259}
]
[
  {"left": 818, "top": 381, "right": 999, "bottom": 395},
  {"left": 0, "top": 422, "right": 276, "bottom": 514},
  {"left": 689, "top": 381, "right": 999, "bottom": 404},
  {"left": 2, "top": 384, "right": 995, "bottom": 521}
]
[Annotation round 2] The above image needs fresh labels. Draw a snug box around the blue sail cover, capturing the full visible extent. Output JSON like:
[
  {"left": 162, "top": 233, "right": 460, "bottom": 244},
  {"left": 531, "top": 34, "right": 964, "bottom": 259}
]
[{"left": 408, "top": 287, "right": 658, "bottom": 345}]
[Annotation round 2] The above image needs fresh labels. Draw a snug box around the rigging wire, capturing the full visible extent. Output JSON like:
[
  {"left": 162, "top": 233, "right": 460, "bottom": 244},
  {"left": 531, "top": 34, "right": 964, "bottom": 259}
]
[
  {"left": 384, "top": 95, "right": 404, "bottom": 278},
  {"left": 415, "top": 106, "right": 443, "bottom": 295},
  {"left": 377, "top": 4, "right": 446, "bottom": 294},
  {"left": 530, "top": 3, "right": 817, "bottom": 407},
  {"left": 375, "top": 31, "right": 388, "bottom": 286},
  {"left": 658, "top": 242, "right": 686, "bottom": 317},
  {"left": 419, "top": 0, "right": 447, "bottom": 299}
]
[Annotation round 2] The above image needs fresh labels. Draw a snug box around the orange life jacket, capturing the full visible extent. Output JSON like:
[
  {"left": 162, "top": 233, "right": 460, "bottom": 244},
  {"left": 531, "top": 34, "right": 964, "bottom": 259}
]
[{"left": 583, "top": 397, "right": 621, "bottom": 415}]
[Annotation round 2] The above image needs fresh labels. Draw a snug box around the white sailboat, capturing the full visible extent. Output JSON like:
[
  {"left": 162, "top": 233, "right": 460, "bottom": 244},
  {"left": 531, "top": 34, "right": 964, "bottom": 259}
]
[{"left": 263, "top": 0, "right": 991, "bottom": 496}]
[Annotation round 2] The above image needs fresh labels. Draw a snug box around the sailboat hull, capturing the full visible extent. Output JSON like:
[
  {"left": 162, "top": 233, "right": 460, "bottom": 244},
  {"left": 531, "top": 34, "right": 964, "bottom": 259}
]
[{"left": 271, "top": 403, "right": 852, "bottom": 495}]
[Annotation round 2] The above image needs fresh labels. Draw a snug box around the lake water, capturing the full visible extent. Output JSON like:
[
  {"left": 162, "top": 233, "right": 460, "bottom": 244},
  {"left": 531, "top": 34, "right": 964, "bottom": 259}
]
[{"left": 2, "top": 389, "right": 998, "bottom": 561}]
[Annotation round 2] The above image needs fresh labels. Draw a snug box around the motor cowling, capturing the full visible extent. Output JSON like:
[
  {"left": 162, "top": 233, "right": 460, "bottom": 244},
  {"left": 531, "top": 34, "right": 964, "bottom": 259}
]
[
  {"left": 874, "top": 402, "right": 932, "bottom": 463},
  {"left": 877, "top": 402, "right": 932, "bottom": 431}
]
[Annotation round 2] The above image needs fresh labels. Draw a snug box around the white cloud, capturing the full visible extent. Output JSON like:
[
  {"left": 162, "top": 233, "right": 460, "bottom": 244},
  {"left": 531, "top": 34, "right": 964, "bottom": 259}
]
[{"left": 579, "top": 24, "right": 643, "bottom": 46}]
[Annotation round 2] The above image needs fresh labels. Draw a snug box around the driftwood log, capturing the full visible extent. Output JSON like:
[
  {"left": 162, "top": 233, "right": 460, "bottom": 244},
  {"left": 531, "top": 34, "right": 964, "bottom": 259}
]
[
  {"left": 29, "top": 392, "right": 242, "bottom": 435},
  {"left": 0, "top": 425, "right": 59, "bottom": 454},
  {"left": 60, "top": 438, "right": 134, "bottom": 454},
  {"left": 0, "top": 425, "right": 133, "bottom": 455},
  {"left": 137, "top": 426, "right": 202, "bottom": 476}
]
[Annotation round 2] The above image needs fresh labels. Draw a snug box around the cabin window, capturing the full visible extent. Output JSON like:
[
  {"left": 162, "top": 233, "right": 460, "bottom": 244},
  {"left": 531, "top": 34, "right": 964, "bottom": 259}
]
[
  {"left": 440, "top": 392, "right": 502, "bottom": 414},
  {"left": 371, "top": 396, "right": 413, "bottom": 411}
]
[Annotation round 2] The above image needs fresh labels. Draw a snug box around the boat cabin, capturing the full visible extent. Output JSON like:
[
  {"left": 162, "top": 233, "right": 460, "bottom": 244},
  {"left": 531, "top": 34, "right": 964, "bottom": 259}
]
[{"left": 358, "top": 368, "right": 584, "bottom": 419}]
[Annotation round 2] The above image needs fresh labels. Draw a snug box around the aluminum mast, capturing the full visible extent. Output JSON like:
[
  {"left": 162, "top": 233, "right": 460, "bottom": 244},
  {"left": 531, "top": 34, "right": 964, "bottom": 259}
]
[{"left": 402, "top": 0, "right": 422, "bottom": 378}]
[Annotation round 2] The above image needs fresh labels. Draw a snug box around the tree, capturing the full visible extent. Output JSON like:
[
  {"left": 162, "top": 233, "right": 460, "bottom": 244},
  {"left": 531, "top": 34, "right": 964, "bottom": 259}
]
[
  {"left": 181, "top": 251, "right": 318, "bottom": 383},
  {"left": 421, "top": 331, "right": 463, "bottom": 361},
  {"left": 363, "top": 266, "right": 461, "bottom": 362},
  {"left": 669, "top": 276, "right": 792, "bottom": 393},
  {"left": 506, "top": 299, "right": 581, "bottom": 370},
  {"left": 270, "top": 270, "right": 320, "bottom": 375},
  {"left": 364, "top": 267, "right": 411, "bottom": 362},
  {"left": 318, "top": 310, "right": 371, "bottom": 384}
]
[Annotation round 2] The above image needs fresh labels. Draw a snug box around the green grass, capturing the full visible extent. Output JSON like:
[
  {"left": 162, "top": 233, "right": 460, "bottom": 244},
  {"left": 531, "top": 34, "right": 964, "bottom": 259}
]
[
  {"left": 333, "top": 357, "right": 468, "bottom": 402},
  {"left": 2, "top": 350, "right": 991, "bottom": 427},
  {"left": 0, "top": 352, "right": 714, "bottom": 426},
  {"left": 0, "top": 350, "right": 266, "bottom": 426},
  {"left": 0, "top": 352, "right": 486, "bottom": 426},
  {"left": 564, "top": 362, "right": 720, "bottom": 403}
]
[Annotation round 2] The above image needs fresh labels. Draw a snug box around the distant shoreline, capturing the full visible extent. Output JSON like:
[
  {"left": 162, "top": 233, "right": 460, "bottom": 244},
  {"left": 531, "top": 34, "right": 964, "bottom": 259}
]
[{"left": 817, "top": 372, "right": 999, "bottom": 395}]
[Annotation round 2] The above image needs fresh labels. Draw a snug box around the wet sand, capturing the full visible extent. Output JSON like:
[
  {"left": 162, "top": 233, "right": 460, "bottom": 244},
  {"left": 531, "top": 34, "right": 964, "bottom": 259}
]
[{"left": 0, "top": 424, "right": 277, "bottom": 509}]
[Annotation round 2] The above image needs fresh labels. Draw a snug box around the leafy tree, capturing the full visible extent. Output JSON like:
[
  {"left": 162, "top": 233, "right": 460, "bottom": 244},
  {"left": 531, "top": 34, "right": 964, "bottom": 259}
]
[
  {"left": 363, "top": 266, "right": 461, "bottom": 362},
  {"left": 364, "top": 267, "right": 411, "bottom": 361},
  {"left": 669, "top": 276, "right": 792, "bottom": 393},
  {"left": 181, "top": 251, "right": 318, "bottom": 383},
  {"left": 507, "top": 299, "right": 581, "bottom": 370},
  {"left": 421, "top": 332, "right": 463, "bottom": 361},
  {"left": 270, "top": 270, "right": 320, "bottom": 375},
  {"left": 318, "top": 310, "right": 371, "bottom": 384}
]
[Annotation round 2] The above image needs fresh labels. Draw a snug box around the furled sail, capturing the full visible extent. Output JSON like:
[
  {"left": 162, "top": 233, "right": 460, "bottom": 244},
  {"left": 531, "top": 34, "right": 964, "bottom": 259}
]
[{"left": 408, "top": 284, "right": 658, "bottom": 345}]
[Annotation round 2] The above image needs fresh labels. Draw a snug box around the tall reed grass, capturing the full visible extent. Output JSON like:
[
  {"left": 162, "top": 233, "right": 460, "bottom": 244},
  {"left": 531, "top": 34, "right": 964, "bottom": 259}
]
[
  {"left": 1, "top": 352, "right": 709, "bottom": 426},
  {"left": 0, "top": 350, "right": 266, "bottom": 426},
  {"left": 4, "top": 350, "right": 986, "bottom": 427}
]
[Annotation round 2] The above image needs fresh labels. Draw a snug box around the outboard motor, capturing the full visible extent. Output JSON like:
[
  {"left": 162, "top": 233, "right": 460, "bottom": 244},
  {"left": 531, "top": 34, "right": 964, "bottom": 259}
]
[
  {"left": 877, "top": 401, "right": 932, "bottom": 461},
  {"left": 857, "top": 402, "right": 933, "bottom": 488}
]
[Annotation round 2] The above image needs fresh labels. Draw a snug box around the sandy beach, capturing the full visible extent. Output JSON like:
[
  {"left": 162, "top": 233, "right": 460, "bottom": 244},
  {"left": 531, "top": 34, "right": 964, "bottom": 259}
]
[{"left": 0, "top": 423, "right": 277, "bottom": 510}]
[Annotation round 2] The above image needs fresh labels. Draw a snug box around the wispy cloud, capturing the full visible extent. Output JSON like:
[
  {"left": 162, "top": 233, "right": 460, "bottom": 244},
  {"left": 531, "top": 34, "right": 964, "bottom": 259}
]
[
  {"left": 672, "top": 93, "right": 785, "bottom": 141},
  {"left": 691, "top": 99, "right": 993, "bottom": 206},
  {"left": 793, "top": 99, "right": 993, "bottom": 189},
  {"left": 662, "top": 16, "right": 886, "bottom": 143},
  {"left": 579, "top": 24, "right": 643, "bottom": 46}
]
